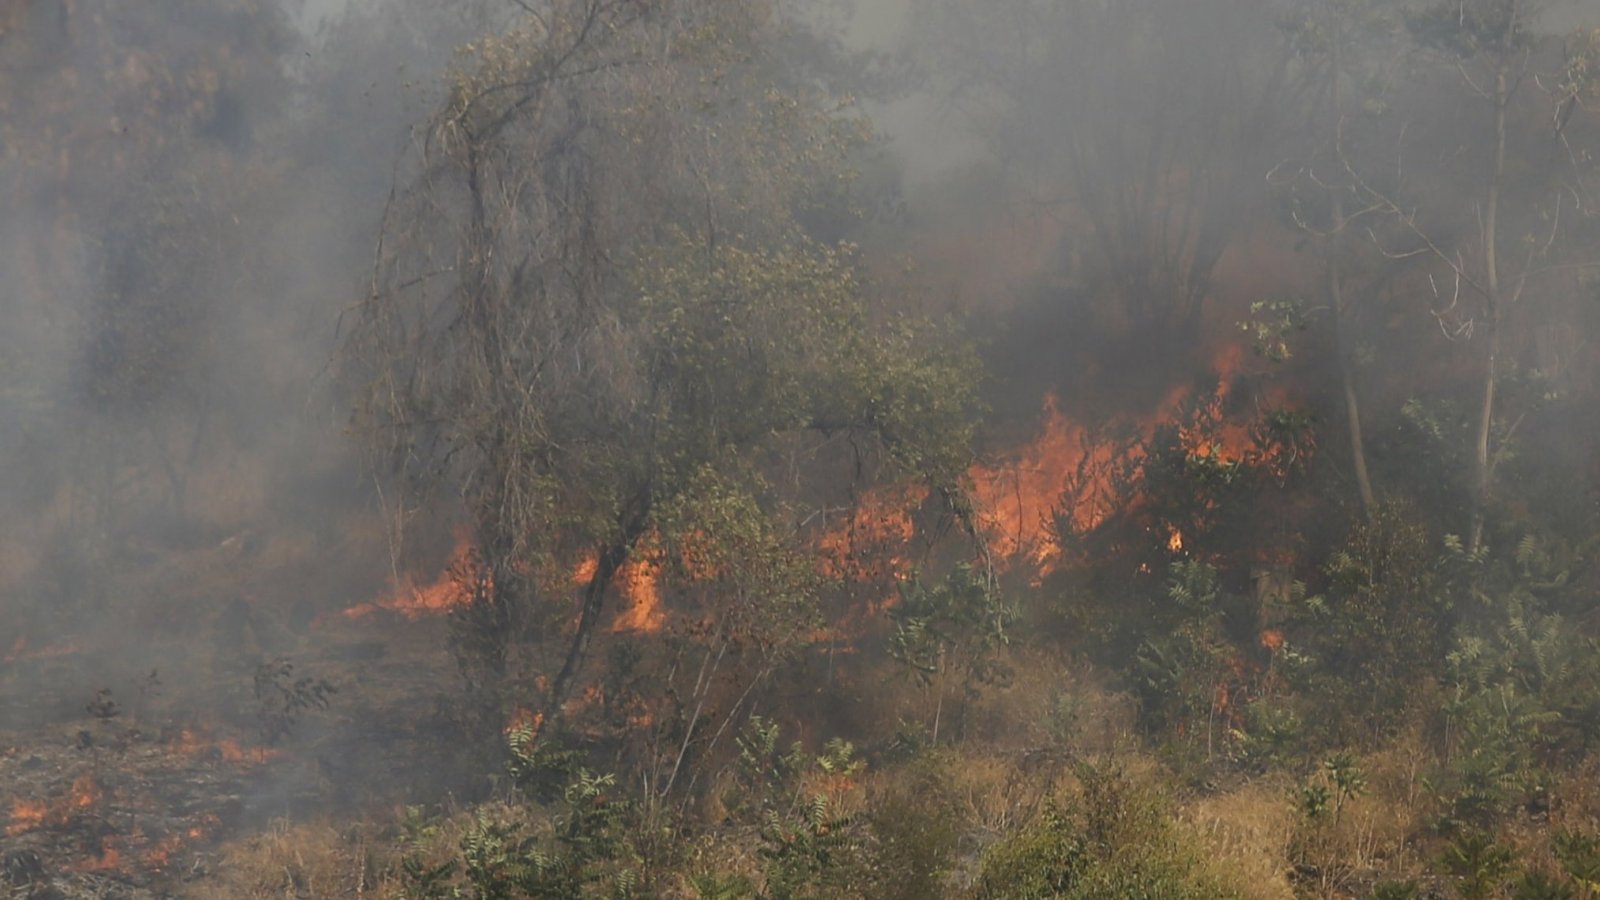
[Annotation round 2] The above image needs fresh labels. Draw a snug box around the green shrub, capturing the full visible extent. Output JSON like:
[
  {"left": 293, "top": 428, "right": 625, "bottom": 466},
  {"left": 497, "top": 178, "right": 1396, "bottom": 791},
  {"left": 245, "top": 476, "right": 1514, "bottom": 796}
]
[{"left": 974, "top": 763, "right": 1237, "bottom": 899}]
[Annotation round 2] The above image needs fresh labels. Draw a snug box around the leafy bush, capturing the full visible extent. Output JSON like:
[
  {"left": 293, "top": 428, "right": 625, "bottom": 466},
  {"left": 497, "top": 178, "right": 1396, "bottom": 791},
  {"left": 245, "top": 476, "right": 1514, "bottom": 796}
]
[{"left": 974, "top": 763, "right": 1238, "bottom": 899}]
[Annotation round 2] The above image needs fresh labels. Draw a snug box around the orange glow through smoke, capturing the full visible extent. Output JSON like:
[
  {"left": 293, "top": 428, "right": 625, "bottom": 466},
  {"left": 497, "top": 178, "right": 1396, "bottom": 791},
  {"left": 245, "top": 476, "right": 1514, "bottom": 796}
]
[
  {"left": 69, "top": 773, "right": 99, "bottom": 809},
  {"left": 4, "top": 636, "right": 84, "bottom": 663},
  {"left": 608, "top": 558, "right": 664, "bottom": 633},
  {"left": 331, "top": 345, "right": 1296, "bottom": 631},
  {"left": 5, "top": 799, "right": 46, "bottom": 835},
  {"left": 169, "top": 729, "right": 278, "bottom": 764},
  {"left": 343, "top": 531, "right": 478, "bottom": 620},
  {"left": 964, "top": 344, "right": 1295, "bottom": 576}
]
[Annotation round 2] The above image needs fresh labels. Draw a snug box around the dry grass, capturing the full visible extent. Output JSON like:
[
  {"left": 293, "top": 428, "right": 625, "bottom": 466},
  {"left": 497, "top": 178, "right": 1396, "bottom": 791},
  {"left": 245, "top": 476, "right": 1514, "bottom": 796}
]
[
  {"left": 960, "top": 647, "right": 1137, "bottom": 753},
  {"left": 196, "top": 817, "right": 401, "bottom": 899},
  {"left": 1183, "top": 779, "right": 1296, "bottom": 899}
]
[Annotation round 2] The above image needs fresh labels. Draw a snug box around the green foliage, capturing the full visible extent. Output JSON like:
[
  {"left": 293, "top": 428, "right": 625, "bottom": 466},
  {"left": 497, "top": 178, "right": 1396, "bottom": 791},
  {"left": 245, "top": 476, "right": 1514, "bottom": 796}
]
[
  {"left": 350, "top": 0, "right": 983, "bottom": 710},
  {"left": 1439, "top": 830, "right": 1519, "bottom": 900},
  {"left": 1323, "top": 753, "right": 1367, "bottom": 825},
  {"left": 974, "top": 803, "right": 1087, "bottom": 899},
  {"left": 399, "top": 806, "right": 460, "bottom": 900},
  {"left": 1371, "top": 878, "right": 1421, "bottom": 899},
  {"left": 1552, "top": 828, "right": 1600, "bottom": 889},
  {"left": 400, "top": 727, "right": 642, "bottom": 899},
  {"left": 717, "top": 718, "right": 872, "bottom": 898},
  {"left": 975, "top": 763, "right": 1238, "bottom": 899},
  {"left": 688, "top": 871, "right": 756, "bottom": 900},
  {"left": 251, "top": 657, "right": 336, "bottom": 747},
  {"left": 1429, "top": 680, "right": 1555, "bottom": 828},
  {"left": 506, "top": 725, "right": 584, "bottom": 807},
  {"left": 443, "top": 769, "right": 637, "bottom": 900},
  {"left": 888, "top": 564, "right": 1013, "bottom": 741},
  {"left": 1292, "top": 752, "right": 1367, "bottom": 858},
  {"left": 1127, "top": 562, "right": 1240, "bottom": 744},
  {"left": 1239, "top": 298, "right": 1312, "bottom": 362},
  {"left": 1232, "top": 699, "right": 1305, "bottom": 771},
  {"left": 1406, "top": 0, "right": 1532, "bottom": 58},
  {"left": 757, "top": 792, "right": 861, "bottom": 900},
  {"left": 1289, "top": 501, "right": 1447, "bottom": 729},
  {"left": 1514, "top": 869, "right": 1578, "bottom": 900}
]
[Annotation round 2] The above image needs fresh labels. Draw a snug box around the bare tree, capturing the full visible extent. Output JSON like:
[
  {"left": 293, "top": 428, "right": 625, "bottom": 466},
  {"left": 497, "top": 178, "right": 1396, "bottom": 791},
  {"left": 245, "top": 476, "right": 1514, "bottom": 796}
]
[{"left": 1347, "top": 0, "right": 1600, "bottom": 550}]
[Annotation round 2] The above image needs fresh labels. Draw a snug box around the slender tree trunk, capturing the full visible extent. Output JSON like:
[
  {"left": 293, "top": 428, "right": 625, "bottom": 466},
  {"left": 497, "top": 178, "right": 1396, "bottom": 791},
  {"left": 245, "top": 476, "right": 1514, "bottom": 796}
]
[
  {"left": 1325, "top": 8, "right": 1376, "bottom": 515},
  {"left": 1331, "top": 260, "right": 1376, "bottom": 514},
  {"left": 1469, "top": 67, "right": 1509, "bottom": 554},
  {"left": 547, "top": 537, "right": 631, "bottom": 721}
]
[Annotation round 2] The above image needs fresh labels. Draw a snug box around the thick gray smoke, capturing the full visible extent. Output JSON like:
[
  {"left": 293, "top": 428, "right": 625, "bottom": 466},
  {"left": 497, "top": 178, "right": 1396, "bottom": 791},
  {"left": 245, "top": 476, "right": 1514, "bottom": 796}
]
[{"left": 2, "top": 0, "right": 1598, "bottom": 830}]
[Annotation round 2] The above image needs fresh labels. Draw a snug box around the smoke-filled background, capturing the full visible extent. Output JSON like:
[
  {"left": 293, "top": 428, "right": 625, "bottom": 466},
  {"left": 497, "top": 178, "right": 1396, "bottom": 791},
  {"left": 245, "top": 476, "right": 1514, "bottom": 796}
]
[{"left": 5, "top": 0, "right": 1600, "bottom": 896}]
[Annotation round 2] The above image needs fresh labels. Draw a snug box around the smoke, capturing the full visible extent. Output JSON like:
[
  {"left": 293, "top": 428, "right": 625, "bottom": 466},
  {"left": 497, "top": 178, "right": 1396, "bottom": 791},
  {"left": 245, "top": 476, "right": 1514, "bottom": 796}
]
[{"left": 3, "top": 0, "right": 1600, "bottom": 855}]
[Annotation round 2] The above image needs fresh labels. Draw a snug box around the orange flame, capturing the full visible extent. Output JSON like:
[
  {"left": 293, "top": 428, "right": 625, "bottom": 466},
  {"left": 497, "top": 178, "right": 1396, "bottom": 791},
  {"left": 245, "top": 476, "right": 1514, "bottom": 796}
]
[
  {"left": 69, "top": 773, "right": 99, "bottom": 809},
  {"left": 3, "top": 636, "right": 84, "bottom": 663},
  {"left": 343, "top": 530, "right": 478, "bottom": 620},
  {"left": 144, "top": 834, "right": 183, "bottom": 869},
  {"left": 5, "top": 799, "right": 46, "bottom": 835},
  {"left": 169, "top": 729, "right": 278, "bottom": 764},
  {"left": 968, "top": 393, "right": 1112, "bottom": 575},
  {"left": 504, "top": 707, "right": 543, "bottom": 736},
  {"left": 609, "top": 558, "right": 664, "bottom": 633},
  {"left": 818, "top": 483, "right": 926, "bottom": 584},
  {"left": 78, "top": 845, "right": 123, "bottom": 871}
]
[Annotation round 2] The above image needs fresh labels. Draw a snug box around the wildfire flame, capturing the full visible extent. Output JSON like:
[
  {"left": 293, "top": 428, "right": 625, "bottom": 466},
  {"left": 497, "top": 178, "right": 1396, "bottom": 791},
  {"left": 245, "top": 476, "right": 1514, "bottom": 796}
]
[
  {"left": 599, "top": 557, "right": 665, "bottom": 634},
  {"left": 79, "top": 845, "right": 123, "bottom": 871},
  {"left": 964, "top": 344, "right": 1295, "bottom": 576},
  {"left": 5, "top": 798, "right": 46, "bottom": 835},
  {"left": 3, "top": 636, "right": 84, "bottom": 663},
  {"left": 818, "top": 483, "right": 925, "bottom": 585},
  {"left": 343, "top": 530, "right": 478, "bottom": 620},
  {"left": 5, "top": 776, "right": 101, "bottom": 838},
  {"left": 504, "top": 707, "right": 543, "bottom": 736},
  {"left": 331, "top": 346, "right": 1296, "bottom": 633},
  {"left": 169, "top": 729, "right": 277, "bottom": 764},
  {"left": 968, "top": 392, "right": 1113, "bottom": 576},
  {"left": 69, "top": 773, "right": 99, "bottom": 809}
]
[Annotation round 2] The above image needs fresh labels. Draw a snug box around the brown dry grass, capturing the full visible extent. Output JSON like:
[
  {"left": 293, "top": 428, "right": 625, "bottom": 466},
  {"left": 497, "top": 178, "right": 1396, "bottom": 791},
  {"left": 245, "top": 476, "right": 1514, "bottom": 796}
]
[
  {"left": 1183, "top": 779, "right": 1297, "bottom": 900},
  {"left": 196, "top": 817, "right": 402, "bottom": 899}
]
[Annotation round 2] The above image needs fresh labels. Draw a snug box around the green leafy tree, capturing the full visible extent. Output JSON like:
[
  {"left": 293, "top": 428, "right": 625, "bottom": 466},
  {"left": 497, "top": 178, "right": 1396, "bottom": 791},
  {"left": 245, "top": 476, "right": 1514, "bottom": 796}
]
[
  {"left": 347, "top": 1, "right": 981, "bottom": 726},
  {"left": 888, "top": 564, "right": 1013, "bottom": 743}
]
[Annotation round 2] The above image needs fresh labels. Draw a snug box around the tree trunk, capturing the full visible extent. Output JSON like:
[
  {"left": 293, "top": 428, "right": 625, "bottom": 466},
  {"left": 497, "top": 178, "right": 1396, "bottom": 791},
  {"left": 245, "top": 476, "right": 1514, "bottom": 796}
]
[
  {"left": 1469, "top": 67, "right": 1509, "bottom": 554},
  {"left": 1331, "top": 260, "right": 1376, "bottom": 514},
  {"left": 1325, "top": 8, "right": 1375, "bottom": 516},
  {"left": 547, "top": 537, "right": 631, "bottom": 722}
]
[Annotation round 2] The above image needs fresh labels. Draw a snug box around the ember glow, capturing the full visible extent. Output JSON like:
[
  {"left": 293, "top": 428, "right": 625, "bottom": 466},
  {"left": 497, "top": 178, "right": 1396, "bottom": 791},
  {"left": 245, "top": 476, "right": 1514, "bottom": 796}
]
[
  {"left": 3, "top": 636, "right": 84, "bottom": 663},
  {"left": 609, "top": 558, "right": 665, "bottom": 633},
  {"left": 343, "top": 530, "right": 478, "bottom": 620},
  {"left": 69, "top": 773, "right": 99, "bottom": 809},
  {"left": 968, "top": 392, "right": 1110, "bottom": 574},
  {"left": 168, "top": 729, "right": 277, "bottom": 765},
  {"left": 965, "top": 346, "right": 1295, "bottom": 577},
  {"left": 504, "top": 707, "right": 543, "bottom": 736},
  {"left": 5, "top": 798, "right": 46, "bottom": 835},
  {"left": 78, "top": 845, "right": 123, "bottom": 872},
  {"left": 818, "top": 483, "right": 926, "bottom": 584}
]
